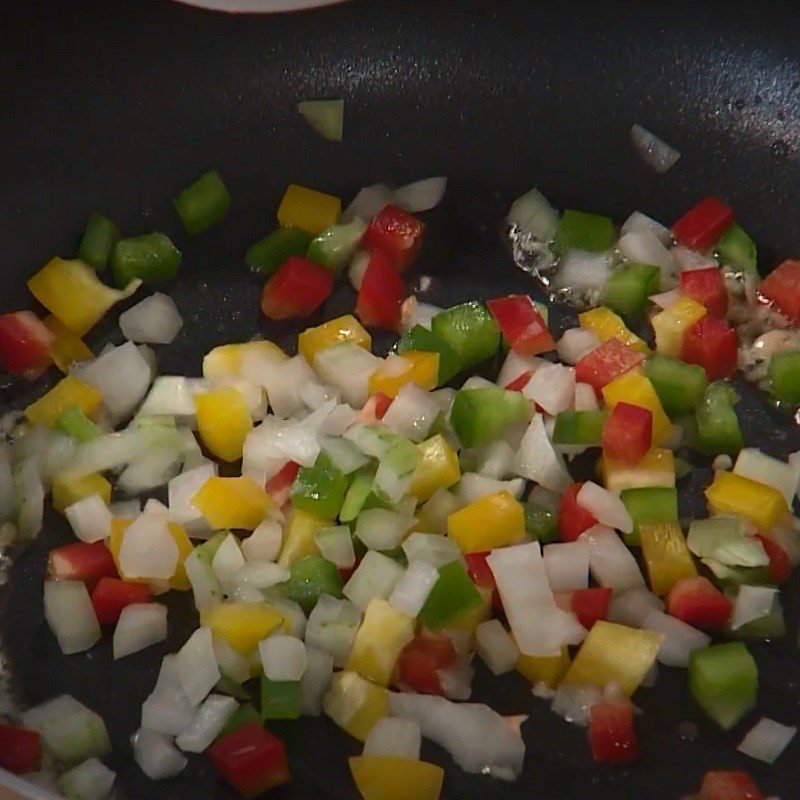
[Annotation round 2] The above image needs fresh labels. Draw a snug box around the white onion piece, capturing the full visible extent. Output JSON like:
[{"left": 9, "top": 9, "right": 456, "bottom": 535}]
[
  {"left": 65, "top": 494, "right": 113, "bottom": 543},
  {"left": 229, "top": 562, "right": 289, "bottom": 598},
  {"left": 551, "top": 684, "right": 603, "bottom": 727},
  {"left": 141, "top": 656, "right": 198, "bottom": 736},
  {"left": 497, "top": 350, "right": 548, "bottom": 388},
  {"left": 318, "top": 403, "right": 358, "bottom": 436},
  {"left": 399, "top": 296, "right": 442, "bottom": 333},
  {"left": 355, "top": 508, "right": 406, "bottom": 551},
  {"left": 118, "top": 448, "right": 182, "bottom": 495},
  {"left": 381, "top": 383, "right": 439, "bottom": 442},
  {"left": 671, "top": 245, "right": 710, "bottom": 270},
  {"left": 543, "top": 542, "right": 590, "bottom": 591},
  {"left": 577, "top": 482, "right": 633, "bottom": 534},
  {"left": 314, "top": 343, "right": 381, "bottom": 408},
  {"left": 507, "top": 188, "right": 559, "bottom": 242},
  {"left": 348, "top": 250, "right": 371, "bottom": 291},
  {"left": 138, "top": 376, "right": 206, "bottom": 424},
  {"left": 393, "top": 177, "right": 447, "bottom": 212},
  {"left": 175, "top": 694, "right": 237, "bottom": 754},
  {"left": 436, "top": 656, "right": 475, "bottom": 701},
  {"left": 580, "top": 525, "right": 645, "bottom": 589},
  {"left": 513, "top": 414, "right": 571, "bottom": 493},
  {"left": 402, "top": 532, "right": 462, "bottom": 568},
  {"left": 70, "top": 427, "right": 176, "bottom": 477},
  {"left": 630, "top": 124, "right": 681, "bottom": 174},
  {"left": 298, "top": 379, "right": 339, "bottom": 412},
  {"left": 737, "top": 718, "right": 796, "bottom": 764},
  {"left": 649, "top": 288, "right": 683, "bottom": 310},
  {"left": 305, "top": 595, "right": 361, "bottom": 668},
  {"left": 44, "top": 580, "right": 101, "bottom": 655},
  {"left": 457, "top": 473, "right": 525, "bottom": 505},
  {"left": 14, "top": 458, "right": 44, "bottom": 539},
  {"left": 110, "top": 499, "right": 141, "bottom": 519},
  {"left": 551, "top": 249, "right": 611, "bottom": 292},
  {"left": 574, "top": 382, "right": 599, "bottom": 412},
  {"left": 730, "top": 585, "right": 779, "bottom": 630},
  {"left": 608, "top": 587, "right": 664, "bottom": 627},
  {"left": 300, "top": 646, "right": 334, "bottom": 716},
  {"left": 319, "top": 435, "right": 369, "bottom": 475},
  {"left": 363, "top": 717, "right": 422, "bottom": 760},
  {"left": 259, "top": 635, "right": 307, "bottom": 681},
  {"left": 120, "top": 293, "right": 183, "bottom": 344},
  {"left": 175, "top": 627, "right": 220, "bottom": 705},
  {"left": 131, "top": 728, "right": 187, "bottom": 780},
  {"left": 168, "top": 462, "right": 217, "bottom": 536},
  {"left": 81, "top": 342, "right": 152, "bottom": 422},
  {"left": 213, "top": 637, "right": 251, "bottom": 684},
  {"left": 770, "top": 522, "right": 800, "bottom": 566},
  {"left": 313, "top": 525, "right": 356, "bottom": 569},
  {"left": 617, "top": 229, "right": 673, "bottom": 271},
  {"left": 523, "top": 363, "right": 576, "bottom": 414},
  {"left": 58, "top": 757, "right": 115, "bottom": 800},
  {"left": 242, "top": 519, "right": 283, "bottom": 563},
  {"left": 113, "top": 604, "right": 168, "bottom": 660},
  {"left": 119, "top": 513, "right": 179, "bottom": 580},
  {"left": 243, "top": 416, "right": 320, "bottom": 480},
  {"left": 641, "top": 610, "right": 709, "bottom": 668},
  {"left": 342, "top": 183, "right": 393, "bottom": 223},
  {"left": 269, "top": 598, "right": 306, "bottom": 646},
  {"left": 557, "top": 328, "right": 600, "bottom": 365},
  {"left": 388, "top": 693, "right": 525, "bottom": 780},
  {"left": 461, "top": 375, "right": 495, "bottom": 390},
  {"left": 734, "top": 448, "right": 800, "bottom": 507},
  {"left": 388, "top": 560, "right": 439, "bottom": 617},
  {"left": 465, "top": 440, "right": 514, "bottom": 480},
  {"left": 620, "top": 211, "right": 671, "bottom": 245},
  {"left": 476, "top": 619, "right": 519, "bottom": 675},
  {"left": 240, "top": 353, "right": 305, "bottom": 420},
  {"left": 211, "top": 534, "right": 245, "bottom": 586},
  {"left": 342, "top": 551, "right": 404, "bottom": 611}
]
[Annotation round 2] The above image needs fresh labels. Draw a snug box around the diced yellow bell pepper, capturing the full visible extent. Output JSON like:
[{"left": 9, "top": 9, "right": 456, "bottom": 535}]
[
  {"left": 598, "top": 448, "right": 675, "bottom": 494},
  {"left": 578, "top": 306, "right": 650, "bottom": 355},
  {"left": 410, "top": 435, "right": 461, "bottom": 501},
  {"left": 25, "top": 375, "right": 102, "bottom": 428},
  {"left": 194, "top": 387, "right": 253, "bottom": 462},
  {"left": 443, "top": 585, "right": 492, "bottom": 642},
  {"left": 562, "top": 620, "right": 664, "bottom": 696},
  {"left": 447, "top": 490, "right": 526, "bottom": 553},
  {"left": 516, "top": 645, "right": 570, "bottom": 689},
  {"left": 346, "top": 598, "right": 415, "bottom": 687},
  {"left": 601, "top": 369, "right": 671, "bottom": 445},
  {"left": 202, "top": 340, "right": 287, "bottom": 381},
  {"left": 298, "top": 315, "right": 372, "bottom": 365},
  {"left": 43, "top": 315, "right": 93, "bottom": 373},
  {"left": 27, "top": 257, "right": 139, "bottom": 336},
  {"left": 349, "top": 756, "right": 444, "bottom": 800},
  {"left": 277, "top": 507, "right": 325, "bottom": 568},
  {"left": 705, "top": 471, "right": 788, "bottom": 533},
  {"left": 368, "top": 352, "right": 440, "bottom": 398},
  {"left": 651, "top": 296, "right": 707, "bottom": 358},
  {"left": 639, "top": 521, "right": 697, "bottom": 596},
  {"left": 192, "top": 476, "right": 272, "bottom": 530},
  {"left": 277, "top": 183, "right": 341, "bottom": 235},
  {"left": 201, "top": 601, "right": 287, "bottom": 654},
  {"left": 51, "top": 471, "right": 111, "bottom": 514},
  {"left": 323, "top": 671, "right": 389, "bottom": 742}
]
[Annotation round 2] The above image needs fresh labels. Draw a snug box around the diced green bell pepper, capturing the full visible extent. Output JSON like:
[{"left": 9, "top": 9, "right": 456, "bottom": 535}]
[
  {"left": 340, "top": 467, "right": 382, "bottom": 523},
  {"left": 260, "top": 676, "right": 301, "bottom": 720},
  {"left": 430, "top": 301, "right": 501, "bottom": 371},
  {"left": 78, "top": 211, "right": 120, "bottom": 271},
  {"left": 601, "top": 262, "right": 660, "bottom": 318},
  {"left": 716, "top": 223, "right": 758, "bottom": 278},
  {"left": 728, "top": 593, "right": 785, "bottom": 640},
  {"left": 449, "top": 387, "right": 529, "bottom": 448},
  {"left": 554, "top": 209, "right": 616, "bottom": 253},
  {"left": 246, "top": 227, "right": 313, "bottom": 276},
  {"left": 769, "top": 350, "right": 800, "bottom": 404},
  {"left": 644, "top": 355, "right": 708, "bottom": 417},
  {"left": 306, "top": 218, "right": 366, "bottom": 275},
  {"left": 217, "top": 703, "right": 260, "bottom": 739},
  {"left": 286, "top": 555, "right": 343, "bottom": 613},
  {"left": 55, "top": 405, "right": 100, "bottom": 443},
  {"left": 552, "top": 411, "right": 605, "bottom": 445},
  {"left": 688, "top": 642, "right": 758, "bottom": 730},
  {"left": 695, "top": 381, "right": 743, "bottom": 456},
  {"left": 111, "top": 232, "right": 182, "bottom": 287},
  {"left": 397, "top": 325, "right": 461, "bottom": 385},
  {"left": 291, "top": 451, "right": 348, "bottom": 520},
  {"left": 524, "top": 502, "right": 559, "bottom": 544},
  {"left": 418, "top": 560, "right": 481, "bottom": 631},
  {"left": 619, "top": 487, "right": 679, "bottom": 546},
  {"left": 173, "top": 170, "right": 231, "bottom": 234}
]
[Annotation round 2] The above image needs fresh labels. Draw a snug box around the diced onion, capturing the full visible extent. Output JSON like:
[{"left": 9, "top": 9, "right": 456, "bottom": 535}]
[
  {"left": 737, "top": 717, "right": 796, "bottom": 764},
  {"left": 113, "top": 603, "right": 168, "bottom": 660},
  {"left": 620, "top": 211, "right": 671, "bottom": 245},
  {"left": 120, "top": 293, "right": 183, "bottom": 344},
  {"left": 313, "top": 344, "right": 381, "bottom": 408},
  {"left": 342, "top": 183, "right": 393, "bottom": 223},
  {"left": 119, "top": 512, "right": 179, "bottom": 580},
  {"left": 44, "top": 580, "right": 101, "bottom": 655},
  {"left": 138, "top": 376, "right": 206, "bottom": 424},
  {"left": 497, "top": 350, "right": 547, "bottom": 388},
  {"left": 297, "top": 99, "right": 344, "bottom": 142},
  {"left": 641, "top": 609, "right": 709, "bottom": 668},
  {"left": 513, "top": 414, "right": 571, "bottom": 493},
  {"left": 543, "top": 542, "right": 590, "bottom": 591},
  {"left": 401, "top": 532, "right": 462, "bottom": 568},
  {"left": 551, "top": 683, "right": 602, "bottom": 727},
  {"left": 630, "top": 124, "right": 681, "bottom": 174},
  {"left": 580, "top": 525, "right": 645, "bottom": 589},
  {"left": 65, "top": 494, "right": 113, "bottom": 543},
  {"left": 576, "top": 482, "right": 633, "bottom": 534},
  {"left": 348, "top": 250, "right": 371, "bottom": 291},
  {"left": 649, "top": 288, "right": 683, "bottom": 310},
  {"left": 523, "top": 363, "right": 576, "bottom": 415},
  {"left": 211, "top": 534, "right": 245, "bottom": 586},
  {"left": 507, "top": 188, "right": 559, "bottom": 243},
  {"left": 551, "top": 249, "right": 611, "bottom": 292},
  {"left": 354, "top": 508, "right": 406, "bottom": 551},
  {"left": 399, "top": 296, "right": 442, "bottom": 333},
  {"left": 305, "top": 594, "right": 361, "bottom": 668},
  {"left": 259, "top": 635, "right": 307, "bottom": 681},
  {"left": 436, "top": 657, "right": 475, "bottom": 701},
  {"left": 730, "top": 585, "right": 779, "bottom": 630},
  {"left": 58, "top": 757, "right": 115, "bottom": 800},
  {"left": 574, "top": 382, "right": 599, "bottom": 412},
  {"left": 175, "top": 694, "right": 238, "bottom": 753},
  {"left": 241, "top": 519, "right": 283, "bottom": 563},
  {"left": 141, "top": 656, "right": 198, "bottom": 736},
  {"left": 363, "top": 717, "right": 422, "bottom": 760},
  {"left": 342, "top": 551, "right": 404, "bottom": 611},
  {"left": 392, "top": 177, "right": 447, "bottom": 213},
  {"left": 175, "top": 627, "right": 221, "bottom": 705},
  {"left": 300, "top": 646, "right": 334, "bottom": 716},
  {"left": 81, "top": 342, "right": 153, "bottom": 422},
  {"left": 381, "top": 383, "right": 439, "bottom": 442},
  {"left": 617, "top": 229, "right": 673, "bottom": 271},
  {"left": 557, "top": 328, "right": 600, "bottom": 365},
  {"left": 608, "top": 587, "right": 664, "bottom": 627},
  {"left": 476, "top": 619, "right": 519, "bottom": 675},
  {"left": 168, "top": 462, "right": 217, "bottom": 536},
  {"left": 131, "top": 728, "right": 187, "bottom": 780},
  {"left": 319, "top": 435, "right": 369, "bottom": 475},
  {"left": 14, "top": 458, "right": 44, "bottom": 539},
  {"left": 733, "top": 448, "right": 800, "bottom": 507},
  {"left": 458, "top": 473, "right": 525, "bottom": 505},
  {"left": 388, "top": 560, "right": 439, "bottom": 617}
]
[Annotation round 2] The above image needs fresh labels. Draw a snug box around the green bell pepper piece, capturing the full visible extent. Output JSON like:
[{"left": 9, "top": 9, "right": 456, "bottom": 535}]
[
  {"left": 78, "top": 211, "right": 120, "bottom": 271},
  {"left": 260, "top": 677, "right": 301, "bottom": 720},
  {"left": 111, "top": 232, "right": 182, "bottom": 287},
  {"left": 306, "top": 218, "right": 366, "bottom": 275},
  {"left": 286, "top": 555, "right": 343, "bottom": 613},
  {"left": 601, "top": 262, "right": 661, "bottom": 318},
  {"left": 688, "top": 642, "right": 758, "bottom": 730},
  {"left": 55, "top": 405, "right": 100, "bottom": 443},
  {"left": 246, "top": 227, "right": 313, "bottom": 276},
  {"left": 449, "top": 387, "right": 529, "bottom": 448},
  {"left": 644, "top": 355, "right": 708, "bottom": 417},
  {"left": 217, "top": 703, "right": 260, "bottom": 739},
  {"left": 430, "top": 301, "right": 501, "bottom": 371},
  {"left": 619, "top": 487, "right": 679, "bottom": 546},
  {"left": 524, "top": 502, "right": 559, "bottom": 544},
  {"left": 291, "top": 452, "right": 348, "bottom": 520},
  {"left": 173, "top": 170, "right": 231, "bottom": 235},
  {"left": 695, "top": 381, "right": 743, "bottom": 456},
  {"left": 340, "top": 467, "right": 379, "bottom": 523},
  {"left": 716, "top": 223, "right": 758, "bottom": 278},
  {"left": 552, "top": 411, "right": 605, "bottom": 445},
  {"left": 769, "top": 350, "right": 800, "bottom": 404},
  {"left": 554, "top": 209, "right": 616, "bottom": 253},
  {"left": 418, "top": 560, "right": 482, "bottom": 631},
  {"left": 396, "top": 324, "right": 461, "bottom": 385}
]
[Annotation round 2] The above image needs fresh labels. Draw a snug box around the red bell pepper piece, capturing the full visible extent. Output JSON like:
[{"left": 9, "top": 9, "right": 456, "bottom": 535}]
[
  {"left": 759, "top": 259, "right": 800, "bottom": 324},
  {"left": 47, "top": 541, "right": 118, "bottom": 587},
  {"left": 338, "top": 552, "right": 362, "bottom": 585},
  {"left": 91, "top": 577, "right": 152, "bottom": 626},
  {"left": 260, "top": 256, "right": 333, "bottom": 321},
  {"left": 0, "top": 723, "right": 42, "bottom": 775},
  {"left": 558, "top": 482, "right": 598, "bottom": 542},
  {"left": 666, "top": 576, "right": 732, "bottom": 631},
  {"left": 0, "top": 311, "right": 54, "bottom": 376},
  {"left": 672, "top": 197, "right": 734, "bottom": 251},
  {"left": 571, "top": 587, "right": 612, "bottom": 630},
  {"left": 602, "top": 402, "right": 653, "bottom": 464},
  {"left": 574, "top": 337, "right": 643, "bottom": 393},
  {"left": 357, "top": 392, "right": 393, "bottom": 424},
  {"left": 397, "top": 632, "right": 457, "bottom": 695},
  {"left": 588, "top": 701, "right": 638, "bottom": 765},
  {"left": 753, "top": 533, "right": 791, "bottom": 585},
  {"left": 699, "top": 770, "right": 764, "bottom": 800},
  {"left": 465, "top": 550, "right": 501, "bottom": 611},
  {"left": 504, "top": 370, "right": 533, "bottom": 392},
  {"left": 486, "top": 296, "right": 556, "bottom": 356},
  {"left": 355, "top": 249, "right": 404, "bottom": 330},
  {"left": 680, "top": 315, "right": 738, "bottom": 381},
  {"left": 362, "top": 204, "right": 424, "bottom": 271},
  {"left": 265, "top": 461, "right": 300, "bottom": 507},
  {"left": 680, "top": 266, "right": 728, "bottom": 317},
  {"left": 209, "top": 721, "right": 290, "bottom": 798}
]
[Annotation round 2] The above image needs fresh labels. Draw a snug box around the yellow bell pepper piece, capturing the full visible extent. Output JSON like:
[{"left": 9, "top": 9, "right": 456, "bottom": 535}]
[
  {"left": 410, "top": 435, "right": 461, "bottom": 501},
  {"left": 705, "top": 471, "right": 788, "bottom": 533},
  {"left": 516, "top": 645, "right": 570, "bottom": 689},
  {"left": 194, "top": 387, "right": 253, "bottom": 462},
  {"left": 651, "top": 296, "right": 707, "bottom": 358},
  {"left": 447, "top": 490, "right": 526, "bottom": 553},
  {"left": 43, "top": 315, "right": 93, "bottom": 373},
  {"left": 25, "top": 375, "right": 102, "bottom": 428},
  {"left": 346, "top": 598, "right": 415, "bottom": 687},
  {"left": 601, "top": 369, "right": 671, "bottom": 445},
  {"left": 202, "top": 340, "right": 286, "bottom": 381},
  {"left": 578, "top": 306, "right": 650, "bottom": 354},
  {"left": 639, "top": 521, "right": 697, "bottom": 596},
  {"left": 52, "top": 471, "right": 111, "bottom": 514},
  {"left": 444, "top": 585, "right": 492, "bottom": 642},
  {"left": 349, "top": 756, "right": 444, "bottom": 800},
  {"left": 277, "top": 507, "right": 325, "bottom": 568},
  {"left": 298, "top": 315, "right": 372, "bottom": 365},
  {"left": 27, "top": 257, "right": 140, "bottom": 336},
  {"left": 368, "top": 352, "right": 440, "bottom": 398},
  {"left": 323, "top": 671, "right": 388, "bottom": 742},
  {"left": 201, "top": 601, "right": 287, "bottom": 655},
  {"left": 192, "top": 476, "right": 272, "bottom": 531},
  {"left": 277, "top": 183, "right": 341, "bottom": 235},
  {"left": 562, "top": 620, "right": 664, "bottom": 697},
  {"left": 598, "top": 448, "right": 675, "bottom": 494}
]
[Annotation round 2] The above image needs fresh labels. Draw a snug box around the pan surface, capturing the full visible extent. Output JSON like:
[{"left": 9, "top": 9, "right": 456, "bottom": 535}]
[{"left": 1, "top": 1, "right": 800, "bottom": 798}]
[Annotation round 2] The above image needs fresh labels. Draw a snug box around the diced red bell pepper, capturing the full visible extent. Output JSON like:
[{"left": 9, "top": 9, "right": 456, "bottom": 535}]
[
  {"left": 672, "top": 197, "right": 734, "bottom": 252},
  {"left": 574, "top": 338, "right": 643, "bottom": 393},
  {"left": 47, "top": 541, "right": 118, "bottom": 587},
  {"left": 0, "top": 723, "right": 42, "bottom": 775},
  {"left": 680, "top": 315, "right": 738, "bottom": 381},
  {"left": 602, "top": 402, "right": 653, "bottom": 464},
  {"left": 504, "top": 370, "right": 533, "bottom": 392},
  {"left": 571, "top": 587, "right": 612, "bottom": 630},
  {"left": 588, "top": 701, "right": 638, "bottom": 765},
  {"left": 680, "top": 266, "right": 728, "bottom": 317},
  {"left": 265, "top": 461, "right": 300, "bottom": 507},
  {"left": 90, "top": 577, "right": 152, "bottom": 626},
  {"left": 355, "top": 250, "right": 404, "bottom": 330},
  {"left": 486, "top": 296, "right": 556, "bottom": 356},
  {"left": 362, "top": 204, "right": 424, "bottom": 271},
  {"left": 208, "top": 721, "right": 290, "bottom": 798},
  {"left": 465, "top": 551, "right": 501, "bottom": 611},
  {"left": 260, "top": 256, "right": 334, "bottom": 321},
  {"left": 558, "top": 482, "right": 598, "bottom": 542},
  {"left": 666, "top": 576, "right": 732, "bottom": 631},
  {"left": 759, "top": 259, "right": 800, "bottom": 324},
  {"left": 338, "top": 552, "right": 362, "bottom": 585},
  {"left": 357, "top": 392, "right": 393, "bottom": 424},
  {"left": 0, "top": 311, "right": 54, "bottom": 376},
  {"left": 753, "top": 534, "right": 791, "bottom": 585},
  {"left": 699, "top": 770, "right": 764, "bottom": 800},
  {"left": 397, "top": 632, "right": 457, "bottom": 695}
]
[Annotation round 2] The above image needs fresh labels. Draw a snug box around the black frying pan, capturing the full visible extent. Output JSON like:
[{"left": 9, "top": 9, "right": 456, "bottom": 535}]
[{"left": 1, "top": 1, "right": 800, "bottom": 798}]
